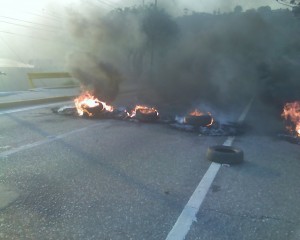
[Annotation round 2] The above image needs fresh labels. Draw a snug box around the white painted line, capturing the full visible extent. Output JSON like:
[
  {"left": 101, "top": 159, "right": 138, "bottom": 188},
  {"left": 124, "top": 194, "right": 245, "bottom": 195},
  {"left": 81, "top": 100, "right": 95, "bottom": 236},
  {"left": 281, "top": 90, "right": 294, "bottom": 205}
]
[
  {"left": 0, "top": 101, "right": 73, "bottom": 115},
  {"left": 0, "top": 123, "right": 102, "bottom": 158},
  {"left": 166, "top": 162, "right": 221, "bottom": 240},
  {"left": 223, "top": 136, "right": 235, "bottom": 147},
  {"left": 165, "top": 97, "right": 254, "bottom": 240}
]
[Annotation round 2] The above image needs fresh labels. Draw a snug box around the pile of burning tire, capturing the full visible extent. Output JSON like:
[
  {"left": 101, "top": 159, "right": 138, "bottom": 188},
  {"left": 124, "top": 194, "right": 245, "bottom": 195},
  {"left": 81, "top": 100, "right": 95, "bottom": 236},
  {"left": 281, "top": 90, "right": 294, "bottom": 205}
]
[{"left": 52, "top": 91, "right": 247, "bottom": 136}]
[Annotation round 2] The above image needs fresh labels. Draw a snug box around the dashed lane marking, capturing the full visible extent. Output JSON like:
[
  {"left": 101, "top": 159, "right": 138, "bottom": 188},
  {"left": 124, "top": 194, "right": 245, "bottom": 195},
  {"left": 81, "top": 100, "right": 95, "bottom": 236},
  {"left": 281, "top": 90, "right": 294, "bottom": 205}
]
[{"left": 165, "top": 97, "right": 254, "bottom": 240}]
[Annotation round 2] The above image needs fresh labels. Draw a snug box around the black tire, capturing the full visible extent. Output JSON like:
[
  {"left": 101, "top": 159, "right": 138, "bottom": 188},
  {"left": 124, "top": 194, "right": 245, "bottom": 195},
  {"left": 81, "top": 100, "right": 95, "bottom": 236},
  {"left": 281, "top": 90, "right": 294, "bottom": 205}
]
[
  {"left": 184, "top": 115, "right": 213, "bottom": 126},
  {"left": 82, "top": 103, "right": 104, "bottom": 117},
  {"left": 135, "top": 109, "right": 159, "bottom": 122},
  {"left": 206, "top": 145, "right": 243, "bottom": 164}
]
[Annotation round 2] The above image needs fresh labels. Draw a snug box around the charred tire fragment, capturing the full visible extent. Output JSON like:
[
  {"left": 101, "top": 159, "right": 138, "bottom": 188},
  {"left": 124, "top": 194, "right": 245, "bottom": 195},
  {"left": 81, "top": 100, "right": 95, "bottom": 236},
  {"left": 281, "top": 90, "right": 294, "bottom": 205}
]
[
  {"left": 184, "top": 115, "right": 212, "bottom": 126},
  {"left": 82, "top": 104, "right": 104, "bottom": 118},
  {"left": 135, "top": 109, "right": 159, "bottom": 122},
  {"left": 206, "top": 145, "right": 243, "bottom": 164}
]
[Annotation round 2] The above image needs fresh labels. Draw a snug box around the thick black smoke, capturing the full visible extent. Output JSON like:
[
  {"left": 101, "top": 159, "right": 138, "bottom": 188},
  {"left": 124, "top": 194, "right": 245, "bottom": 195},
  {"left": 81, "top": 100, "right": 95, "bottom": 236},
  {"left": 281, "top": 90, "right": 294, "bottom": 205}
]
[
  {"left": 64, "top": 2, "right": 142, "bottom": 101},
  {"left": 151, "top": 6, "right": 300, "bottom": 110},
  {"left": 65, "top": 3, "right": 300, "bottom": 112},
  {"left": 67, "top": 52, "right": 121, "bottom": 102}
]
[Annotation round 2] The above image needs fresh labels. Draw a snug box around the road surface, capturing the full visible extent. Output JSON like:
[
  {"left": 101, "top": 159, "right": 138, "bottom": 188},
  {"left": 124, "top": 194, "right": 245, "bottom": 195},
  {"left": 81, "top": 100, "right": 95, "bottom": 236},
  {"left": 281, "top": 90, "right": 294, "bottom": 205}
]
[{"left": 0, "top": 99, "right": 299, "bottom": 240}]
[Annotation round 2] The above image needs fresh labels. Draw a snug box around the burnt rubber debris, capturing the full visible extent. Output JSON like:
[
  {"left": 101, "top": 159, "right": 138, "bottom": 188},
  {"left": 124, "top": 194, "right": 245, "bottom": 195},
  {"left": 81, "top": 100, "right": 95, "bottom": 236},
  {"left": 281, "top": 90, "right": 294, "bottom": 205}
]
[
  {"left": 51, "top": 105, "right": 246, "bottom": 136},
  {"left": 52, "top": 93, "right": 300, "bottom": 141},
  {"left": 278, "top": 134, "right": 300, "bottom": 145},
  {"left": 51, "top": 92, "right": 246, "bottom": 136}
]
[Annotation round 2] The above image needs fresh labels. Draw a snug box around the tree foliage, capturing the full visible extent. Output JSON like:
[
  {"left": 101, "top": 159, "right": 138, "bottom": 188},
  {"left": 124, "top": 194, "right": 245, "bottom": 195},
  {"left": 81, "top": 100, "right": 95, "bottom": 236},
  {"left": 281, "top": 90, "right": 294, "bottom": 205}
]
[
  {"left": 276, "top": 0, "right": 300, "bottom": 7},
  {"left": 141, "top": 6, "right": 179, "bottom": 48}
]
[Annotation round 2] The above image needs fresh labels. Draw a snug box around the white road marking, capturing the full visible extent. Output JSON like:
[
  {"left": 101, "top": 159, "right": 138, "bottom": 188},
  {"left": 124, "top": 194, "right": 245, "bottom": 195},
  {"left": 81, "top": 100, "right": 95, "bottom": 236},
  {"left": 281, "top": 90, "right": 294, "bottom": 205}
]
[
  {"left": 0, "top": 123, "right": 103, "bottom": 158},
  {"left": 165, "top": 98, "right": 254, "bottom": 240},
  {"left": 223, "top": 136, "right": 235, "bottom": 147},
  {"left": 166, "top": 162, "right": 221, "bottom": 240},
  {"left": 0, "top": 101, "right": 73, "bottom": 115}
]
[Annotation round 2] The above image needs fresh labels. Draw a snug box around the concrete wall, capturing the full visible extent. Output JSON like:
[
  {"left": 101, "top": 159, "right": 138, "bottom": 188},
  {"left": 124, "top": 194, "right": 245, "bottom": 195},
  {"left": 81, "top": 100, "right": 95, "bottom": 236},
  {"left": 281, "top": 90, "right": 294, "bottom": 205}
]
[{"left": 0, "top": 68, "right": 30, "bottom": 91}]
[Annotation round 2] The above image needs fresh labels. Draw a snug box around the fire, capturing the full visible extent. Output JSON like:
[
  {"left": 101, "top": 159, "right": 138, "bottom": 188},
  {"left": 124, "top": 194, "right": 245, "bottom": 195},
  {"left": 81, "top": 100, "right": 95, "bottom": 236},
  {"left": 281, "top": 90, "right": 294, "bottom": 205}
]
[
  {"left": 185, "top": 109, "right": 214, "bottom": 126},
  {"left": 130, "top": 105, "right": 159, "bottom": 118},
  {"left": 282, "top": 101, "right": 300, "bottom": 136},
  {"left": 74, "top": 91, "right": 114, "bottom": 117},
  {"left": 189, "top": 109, "right": 206, "bottom": 116}
]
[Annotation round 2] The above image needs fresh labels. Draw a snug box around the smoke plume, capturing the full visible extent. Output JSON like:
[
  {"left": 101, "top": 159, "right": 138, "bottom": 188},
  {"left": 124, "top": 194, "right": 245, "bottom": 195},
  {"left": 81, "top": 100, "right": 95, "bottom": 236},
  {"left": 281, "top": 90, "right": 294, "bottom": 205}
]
[{"left": 64, "top": 2, "right": 300, "bottom": 112}]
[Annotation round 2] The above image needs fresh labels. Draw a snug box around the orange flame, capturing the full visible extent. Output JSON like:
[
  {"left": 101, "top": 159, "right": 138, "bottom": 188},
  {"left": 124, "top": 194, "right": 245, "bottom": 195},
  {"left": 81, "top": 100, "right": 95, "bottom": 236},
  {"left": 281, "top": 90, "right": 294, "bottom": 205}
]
[
  {"left": 130, "top": 105, "right": 159, "bottom": 118},
  {"left": 282, "top": 101, "right": 300, "bottom": 136},
  {"left": 74, "top": 91, "right": 113, "bottom": 117},
  {"left": 187, "top": 109, "right": 214, "bottom": 126},
  {"left": 189, "top": 109, "right": 205, "bottom": 116}
]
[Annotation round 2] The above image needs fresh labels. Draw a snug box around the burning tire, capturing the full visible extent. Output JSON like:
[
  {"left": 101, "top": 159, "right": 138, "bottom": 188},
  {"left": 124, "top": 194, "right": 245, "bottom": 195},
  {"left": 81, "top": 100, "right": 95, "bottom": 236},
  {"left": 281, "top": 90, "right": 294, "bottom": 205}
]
[
  {"left": 82, "top": 104, "right": 104, "bottom": 117},
  {"left": 74, "top": 91, "right": 114, "bottom": 117},
  {"left": 206, "top": 145, "right": 243, "bottom": 164},
  {"left": 184, "top": 115, "right": 213, "bottom": 126},
  {"left": 135, "top": 109, "right": 159, "bottom": 122}
]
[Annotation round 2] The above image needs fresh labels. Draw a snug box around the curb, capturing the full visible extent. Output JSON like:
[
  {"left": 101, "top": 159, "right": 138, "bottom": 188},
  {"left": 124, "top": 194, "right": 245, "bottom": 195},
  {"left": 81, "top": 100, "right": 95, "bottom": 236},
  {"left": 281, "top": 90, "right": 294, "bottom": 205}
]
[
  {"left": 0, "top": 96, "right": 75, "bottom": 109},
  {"left": 0, "top": 87, "right": 144, "bottom": 109}
]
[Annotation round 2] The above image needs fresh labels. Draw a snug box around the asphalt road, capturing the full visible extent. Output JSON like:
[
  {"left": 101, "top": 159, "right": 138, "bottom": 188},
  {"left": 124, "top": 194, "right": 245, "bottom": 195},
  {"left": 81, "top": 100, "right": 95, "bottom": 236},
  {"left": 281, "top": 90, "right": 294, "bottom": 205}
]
[{"left": 0, "top": 100, "right": 299, "bottom": 240}]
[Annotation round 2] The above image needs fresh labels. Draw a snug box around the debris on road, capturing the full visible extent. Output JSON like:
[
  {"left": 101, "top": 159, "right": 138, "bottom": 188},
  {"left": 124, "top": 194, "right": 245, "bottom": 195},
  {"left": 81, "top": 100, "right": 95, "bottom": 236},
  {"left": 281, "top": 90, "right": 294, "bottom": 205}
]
[
  {"left": 171, "top": 121, "right": 246, "bottom": 136},
  {"left": 51, "top": 91, "right": 247, "bottom": 136},
  {"left": 278, "top": 133, "right": 300, "bottom": 145},
  {"left": 206, "top": 145, "right": 244, "bottom": 164}
]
